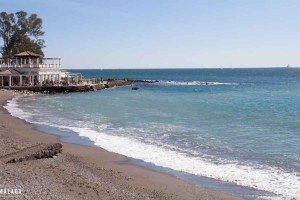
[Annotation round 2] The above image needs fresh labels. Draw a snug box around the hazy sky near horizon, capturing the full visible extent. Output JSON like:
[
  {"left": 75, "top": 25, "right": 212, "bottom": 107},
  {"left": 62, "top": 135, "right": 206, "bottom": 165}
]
[{"left": 1, "top": 0, "right": 300, "bottom": 69}]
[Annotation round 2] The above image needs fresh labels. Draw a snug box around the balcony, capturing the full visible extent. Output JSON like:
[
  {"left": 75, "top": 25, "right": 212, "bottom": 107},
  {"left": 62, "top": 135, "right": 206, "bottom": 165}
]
[{"left": 0, "top": 58, "right": 61, "bottom": 69}]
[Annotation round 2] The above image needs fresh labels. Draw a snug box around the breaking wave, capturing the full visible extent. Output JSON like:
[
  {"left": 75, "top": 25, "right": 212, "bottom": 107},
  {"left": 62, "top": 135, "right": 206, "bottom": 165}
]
[
  {"left": 4, "top": 96, "right": 300, "bottom": 199},
  {"left": 156, "top": 80, "right": 241, "bottom": 86}
]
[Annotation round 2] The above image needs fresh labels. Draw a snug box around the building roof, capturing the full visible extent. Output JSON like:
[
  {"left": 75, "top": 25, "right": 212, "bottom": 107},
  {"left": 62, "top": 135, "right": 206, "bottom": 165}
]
[
  {"left": 0, "top": 68, "right": 22, "bottom": 76},
  {"left": 14, "top": 51, "right": 42, "bottom": 58}
]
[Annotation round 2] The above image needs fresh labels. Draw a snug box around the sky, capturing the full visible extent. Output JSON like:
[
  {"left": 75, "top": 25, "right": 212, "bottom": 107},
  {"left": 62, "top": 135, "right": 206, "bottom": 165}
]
[{"left": 1, "top": 0, "right": 300, "bottom": 69}]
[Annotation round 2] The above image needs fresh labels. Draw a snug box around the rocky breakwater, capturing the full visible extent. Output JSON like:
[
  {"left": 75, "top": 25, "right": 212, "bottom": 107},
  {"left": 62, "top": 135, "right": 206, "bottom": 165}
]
[{"left": 4, "top": 79, "right": 156, "bottom": 93}]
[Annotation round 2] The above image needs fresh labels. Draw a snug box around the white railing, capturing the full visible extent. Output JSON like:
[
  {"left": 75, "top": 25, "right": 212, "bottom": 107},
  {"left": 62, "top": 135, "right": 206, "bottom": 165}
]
[
  {"left": 0, "top": 64, "right": 12, "bottom": 68},
  {"left": 0, "top": 64, "right": 61, "bottom": 68},
  {"left": 0, "top": 58, "right": 61, "bottom": 69},
  {"left": 38, "top": 64, "right": 61, "bottom": 68}
]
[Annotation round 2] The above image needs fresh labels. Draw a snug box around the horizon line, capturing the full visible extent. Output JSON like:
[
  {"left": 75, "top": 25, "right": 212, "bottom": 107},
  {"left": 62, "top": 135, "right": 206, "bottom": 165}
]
[{"left": 63, "top": 66, "right": 299, "bottom": 70}]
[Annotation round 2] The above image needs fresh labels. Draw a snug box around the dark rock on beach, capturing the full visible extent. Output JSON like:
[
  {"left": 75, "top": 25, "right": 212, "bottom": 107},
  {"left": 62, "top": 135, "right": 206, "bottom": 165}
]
[{"left": 0, "top": 143, "right": 63, "bottom": 163}]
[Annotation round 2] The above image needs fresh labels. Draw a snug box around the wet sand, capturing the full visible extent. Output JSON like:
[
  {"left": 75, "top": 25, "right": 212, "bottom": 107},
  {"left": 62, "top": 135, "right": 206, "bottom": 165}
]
[{"left": 0, "top": 89, "right": 242, "bottom": 200}]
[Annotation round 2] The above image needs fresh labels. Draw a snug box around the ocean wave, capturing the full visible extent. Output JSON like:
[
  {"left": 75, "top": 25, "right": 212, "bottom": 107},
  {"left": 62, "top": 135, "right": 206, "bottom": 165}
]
[
  {"left": 4, "top": 96, "right": 300, "bottom": 199},
  {"left": 41, "top": 125, "right": 300, "bottom": 199},
  {"left": 156, "top": 80, "right": 241, "bottom": 86},
  {"left": 3, "top": 96, "right": 33, "bottom": 120}
]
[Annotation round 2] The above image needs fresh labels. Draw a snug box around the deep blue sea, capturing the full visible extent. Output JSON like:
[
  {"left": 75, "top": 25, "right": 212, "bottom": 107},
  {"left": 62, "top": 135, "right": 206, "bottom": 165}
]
[{"left": 5, "top": 68, "right": 300, "bottom": 199}]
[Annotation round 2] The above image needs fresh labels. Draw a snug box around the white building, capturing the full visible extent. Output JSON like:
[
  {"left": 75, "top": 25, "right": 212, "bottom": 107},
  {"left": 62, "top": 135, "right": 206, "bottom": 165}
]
[{"left": 0, "top": 51, "right": 62, "bottom": 87}]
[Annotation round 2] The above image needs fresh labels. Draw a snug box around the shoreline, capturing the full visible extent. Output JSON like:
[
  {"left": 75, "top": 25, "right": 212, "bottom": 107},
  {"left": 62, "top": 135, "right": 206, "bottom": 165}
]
[{"left": 0, "top": 89, "right": 242, "bottom": 199}]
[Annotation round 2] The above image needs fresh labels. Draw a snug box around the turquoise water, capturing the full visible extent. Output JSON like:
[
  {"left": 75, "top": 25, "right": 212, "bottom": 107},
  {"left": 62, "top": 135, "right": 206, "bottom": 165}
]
[{"left": 6, "top": 68, "right": 300, "bottom": 199}]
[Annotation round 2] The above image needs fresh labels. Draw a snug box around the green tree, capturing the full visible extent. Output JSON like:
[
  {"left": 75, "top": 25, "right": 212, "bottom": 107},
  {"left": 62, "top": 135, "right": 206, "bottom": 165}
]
[{"left": 0, "top": 11, "right": 45, "bottom": 58}]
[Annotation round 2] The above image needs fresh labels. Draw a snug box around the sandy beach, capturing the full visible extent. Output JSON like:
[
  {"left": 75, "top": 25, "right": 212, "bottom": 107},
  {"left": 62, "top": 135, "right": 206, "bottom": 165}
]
[{"left": 0, "top": 89, "right": 241, "bottom": 200}]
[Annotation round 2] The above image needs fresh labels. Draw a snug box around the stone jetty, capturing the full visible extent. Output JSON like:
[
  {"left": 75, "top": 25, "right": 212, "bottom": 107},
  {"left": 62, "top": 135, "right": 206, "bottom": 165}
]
[{"left": 1, "top": 79, "right": 157, "bottom": 94}]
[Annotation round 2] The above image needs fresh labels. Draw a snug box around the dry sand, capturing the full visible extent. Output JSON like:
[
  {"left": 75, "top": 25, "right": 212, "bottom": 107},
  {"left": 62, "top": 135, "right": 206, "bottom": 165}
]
[{"left": 0, "top": 89, "right": 242, "bottom": 200}]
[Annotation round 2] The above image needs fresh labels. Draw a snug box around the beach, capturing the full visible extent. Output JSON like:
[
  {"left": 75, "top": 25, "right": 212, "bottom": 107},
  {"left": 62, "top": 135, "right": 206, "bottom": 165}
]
[{"left": 0, "top": 89, "right": 241, "bottom": 200}]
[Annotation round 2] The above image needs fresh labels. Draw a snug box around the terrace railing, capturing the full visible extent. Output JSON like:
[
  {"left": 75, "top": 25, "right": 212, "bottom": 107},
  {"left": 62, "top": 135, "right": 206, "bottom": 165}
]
[{"left": 0, "top": 58, "right": 61, "bottom": 69}]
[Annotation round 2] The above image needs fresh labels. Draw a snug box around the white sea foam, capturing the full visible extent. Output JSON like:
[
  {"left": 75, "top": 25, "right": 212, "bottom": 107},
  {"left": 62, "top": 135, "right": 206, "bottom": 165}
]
[
  {"left": 4, "top": 97, "right": 300, "bottom": 199},
  {"left": 4, "top": 96, "right": 33, "bottom": 120},
  {"left": 156, "top": 80, "right": 241, "bottom": 86},
  {"left": 49, "top": 126, "right": 300, "bottom": 199}
]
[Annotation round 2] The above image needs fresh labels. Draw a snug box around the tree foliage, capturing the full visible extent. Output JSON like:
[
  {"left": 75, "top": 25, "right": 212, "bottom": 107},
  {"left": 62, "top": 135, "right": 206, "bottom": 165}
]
[{"left": 0, "top": 11, "right": 45, "bottom": 58}]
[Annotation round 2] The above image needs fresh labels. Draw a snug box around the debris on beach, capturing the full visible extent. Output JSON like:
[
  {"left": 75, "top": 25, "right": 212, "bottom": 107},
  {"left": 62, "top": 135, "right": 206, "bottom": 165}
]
[{"left": 0, "top": 143, "right": 63, "bottom": 163}]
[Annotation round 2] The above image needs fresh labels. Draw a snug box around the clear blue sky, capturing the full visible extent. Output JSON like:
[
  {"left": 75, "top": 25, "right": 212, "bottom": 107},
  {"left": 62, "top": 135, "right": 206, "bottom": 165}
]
[{"left": 1, "top": 0, "right": 300, "bottom": 69}]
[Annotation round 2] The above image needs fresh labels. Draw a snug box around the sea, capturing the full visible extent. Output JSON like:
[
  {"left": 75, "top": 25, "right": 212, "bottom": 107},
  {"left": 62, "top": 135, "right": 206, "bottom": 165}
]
[{"left": 5, "top": 68, "right": 300, "bottom": 200}]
